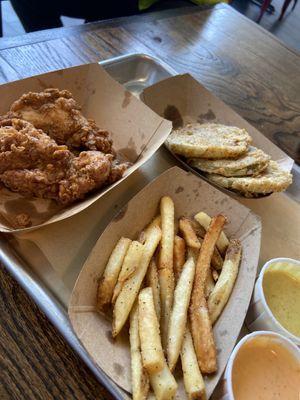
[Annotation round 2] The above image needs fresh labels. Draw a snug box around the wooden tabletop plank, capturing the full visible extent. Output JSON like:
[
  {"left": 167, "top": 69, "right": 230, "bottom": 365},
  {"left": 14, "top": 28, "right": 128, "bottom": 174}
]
[
  {"left": 0, "top": 55, "right": 22, "bottom": 83},
  {"left": 0, "top": 6, "right": 202, "bottom": 50},
  {"left": 123, "top": 10, "right": 300, "bottom": 161},
  {"left": 0, "top": 267, "right": 113, "bottom": 400},
  {"left": 0, "top": 38, "right": 97, "bottom": 78}
]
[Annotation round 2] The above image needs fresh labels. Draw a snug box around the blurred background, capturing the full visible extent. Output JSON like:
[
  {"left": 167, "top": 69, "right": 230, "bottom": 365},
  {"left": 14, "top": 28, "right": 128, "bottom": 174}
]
[{"left": 0, "top": 0, "right": 299, "bottom": 51}]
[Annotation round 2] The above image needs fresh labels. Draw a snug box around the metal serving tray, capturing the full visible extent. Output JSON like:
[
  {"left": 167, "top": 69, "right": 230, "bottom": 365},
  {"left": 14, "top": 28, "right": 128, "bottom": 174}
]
[
  {"left": 0, "top": 53, "right": 176, "bottom": 400},
  {"left": 0, "top": 53, "right": 298, "bottom": 400}
]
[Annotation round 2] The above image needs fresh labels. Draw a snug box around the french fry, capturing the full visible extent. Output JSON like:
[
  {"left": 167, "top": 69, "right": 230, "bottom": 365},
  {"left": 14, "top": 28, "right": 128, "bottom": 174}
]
[
  {"left": 212, "top": 269, "right": 219, "bottom": 282},
  {"left": 179, "top": 218, "right": 201, "bottom": 250},
  {"left": 189, "top": 233, "right": 223, "bottom": 270},
  {"left": 181, "top": 327, "right": 206, "bottom": 400},
  {"left": 146, "top": 216, "right": 161, "bottom": 237},
  {"left": 112, "top": 241, "right": 144, "bottom": 304},
  {"left": 138, "top": 231, "right": 147, "bottom": 245},
  {"left": 187, "top": 247, "right": 198, "bottom": 263},
  {"left": 188, "top": 244, "right": 215, "bottom": 299},
  {"left": 211, "top": 246, "right": 223, "bottom": 270},
  {"left": 194, "top": 212, "right": 229, "bottom": 256},
  {"left": 167, "top": 257, "right": 195, "bottom": 371},
  {"left": 205, "top": 269, "right": 215, "bottom": 299},
  {"left": 97, "top": 237, "right": 131, "bottom": 310},
  {"left": 190, "top": 214, "right": 226, "bottom": 374},
  {"left": 147, "top": 393, "right": 156, "bottom": 400},
  {"left": 138, "top": 216, "right": 161, "bottom": 244},
  {"left": 149, "top": 358, "right": 178, "bottom": 400},
  {"left": 130, "top": 302, "right": 150, "bottom": 400},
  {"left": 146, "top": 259, "right": 161, "bottom": 321},
  {"left": 173, "top": 235, "right": 186, "bottom": 280},
  {"left": 158, "top": 196, "right": 175, "bottom": 349},
  {"left": 138, "top": 288, "right": 165, "bottom": 374},
  {"left": 190, "top": 219, "right": 207, "bottom": 239},
  {"left": 112, "top": 224, "right": 161, "bottom": 337},
  {"left": 208, "top": 239, "right": 241, "bottom": 324}
]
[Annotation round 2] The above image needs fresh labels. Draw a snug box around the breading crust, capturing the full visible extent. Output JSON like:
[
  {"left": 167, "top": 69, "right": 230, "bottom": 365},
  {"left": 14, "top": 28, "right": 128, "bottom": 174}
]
[
  {"left": 188, "top": 146, "right": 270, "bottom": 177},
  {"left": 207, "top": 160, "right": 292, "bottom": 196},
  {"left": 166, "top": 123, "right": 252, "bottom": 158}
]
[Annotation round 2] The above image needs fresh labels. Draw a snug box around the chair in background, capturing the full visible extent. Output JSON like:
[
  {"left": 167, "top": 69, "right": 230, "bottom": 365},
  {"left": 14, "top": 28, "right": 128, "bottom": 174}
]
[
  {"left": 257, "top": 0, "right": 298, "bottom": 21},
  {"left": 279, "top": 0, "right": 298, "bottom": 18}
]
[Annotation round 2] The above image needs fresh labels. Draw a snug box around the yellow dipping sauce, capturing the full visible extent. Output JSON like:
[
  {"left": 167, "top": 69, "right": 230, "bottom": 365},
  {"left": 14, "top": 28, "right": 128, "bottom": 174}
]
[
  {"left": 262, "top": 261, "right": 300, "bottom": 337},
  {"left": 232, "top": 335, "right": 300, "bottom": 400}
]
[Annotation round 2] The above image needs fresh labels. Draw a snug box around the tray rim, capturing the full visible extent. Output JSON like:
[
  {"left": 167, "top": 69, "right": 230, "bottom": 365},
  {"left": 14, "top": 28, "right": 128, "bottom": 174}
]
[
  {"left": 100, "top": 52, "right": 177, "bottom": 75},
  {"left": 0, "top": 52, "right": 175, "bottom": 400}
]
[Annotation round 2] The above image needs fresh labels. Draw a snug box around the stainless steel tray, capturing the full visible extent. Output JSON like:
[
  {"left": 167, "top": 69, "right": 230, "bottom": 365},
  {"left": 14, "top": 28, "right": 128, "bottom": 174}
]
[
  {"left": 0, "top": 53, "right": 298, "bottom": 400},
  {"left": 0, "top": 53, "right": 176, "bottom": 400}
]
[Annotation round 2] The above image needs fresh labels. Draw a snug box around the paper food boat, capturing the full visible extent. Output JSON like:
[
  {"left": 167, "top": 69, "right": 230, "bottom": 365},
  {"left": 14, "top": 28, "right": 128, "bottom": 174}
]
[
  {"left": 141, "top": 73, "right": 294, "bottom": 196},
  {"left": 69, "top": 166, "right": 261, "bottom": 399},
  {"left": 0, "top": 63, "right": 172, "bottom": 232}
]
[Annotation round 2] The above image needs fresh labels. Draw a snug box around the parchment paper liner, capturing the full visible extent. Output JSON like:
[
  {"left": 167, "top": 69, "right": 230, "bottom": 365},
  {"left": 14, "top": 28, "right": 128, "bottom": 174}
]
[
  {"left": 141, "top": 73, "right": 294, "bottom": 195},
  {"left": 0, "top": 63, "right": 172, "bottom": 232},
  {"left": 69, "top": 166, "right": 261, "bottom": 399}
]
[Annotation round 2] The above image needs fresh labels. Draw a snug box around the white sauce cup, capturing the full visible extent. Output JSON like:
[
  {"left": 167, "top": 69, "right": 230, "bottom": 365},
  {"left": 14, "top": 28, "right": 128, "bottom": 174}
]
[
  {"left": 220, "top": 331, "right": 300, "bottom": 400},
  {"left": 245, "top": 257, "right": 300, "bottom": 345}
]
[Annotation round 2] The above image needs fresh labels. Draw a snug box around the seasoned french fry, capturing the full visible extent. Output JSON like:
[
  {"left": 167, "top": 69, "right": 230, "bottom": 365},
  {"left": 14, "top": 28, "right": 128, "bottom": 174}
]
[
  {"left": 205, "top": 269, "right": 215, "bottom": 299},
  {"left": 138, "top": 231, "right": 147, "bottom": 245},
  {"left": 130, "top": 302, "right": 150, "bottom": 400},
  {"left": 187, "top": 247, "right": 198, "bottom": 263},
  {"left": 167, "top": 257, "right": 195, "bottom": 371},
  {"left": 146, "top": 216, "right": 161, "bottom": 237},
  {"left": 173, "top": 235, "right": 186, "bottom": 280},
  {"left": 190, "top": 219, "right": 207, "bottom": 239},
  {"left": 208, "top": 239, "right": 241, "bottom": 324},
  {"left": 158, "top": 196, "right": 175, "bottom": 349},
  {"left": 189, "top": 234, "right": 223, "bottom": 270},
  {"left": 211, "top": 246, "right": 223, "bottom": 270},
  {"left": 212, "top": 269, "right": 219, "bottom": 282},
  {"left": 112, "top": 241, "right": 144, "bottom": 304},
  {"left": 149, "top": 358, "right": 178, "bottom": 400},
  {"left": 181, "top": 327, "right": 206, "bottom": 400},
  {"left": 179, "top": 218, "right": 201, "bottom": 250},
  {"left": 138, "top": 288, "right": 165, "bottom": 374},
  {"left": 194, "top": 212, "right": 229, "bottom": 256},
  {"left": 188, "top": 244, "right": 215, "bottom": 299},
  {"left": 112, "top": 224, "right": 161, "bottom": 337},
  {"left": 97, "top": 237, "right": 131, "bottom": 310},
  {"left": 139, "top": 216, "right": 161, "bottom": 244},
  {"left": 147, "top": 393, "right": 156, "bottom": 400},
  {"left": 190, "top": 214, "right": 226, "bottom": 374},
  {"left": 146, "top": 259, "right": 161, "bottom": 321}
]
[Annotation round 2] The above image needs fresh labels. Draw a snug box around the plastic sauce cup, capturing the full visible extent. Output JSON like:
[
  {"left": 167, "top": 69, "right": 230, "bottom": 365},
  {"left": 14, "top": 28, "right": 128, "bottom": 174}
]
[
  {"left": 246, "top": 257, "right": 300, "bottom": 345},
  {"left": 221, "top": 331, "right": 300, "bottom": 400}
]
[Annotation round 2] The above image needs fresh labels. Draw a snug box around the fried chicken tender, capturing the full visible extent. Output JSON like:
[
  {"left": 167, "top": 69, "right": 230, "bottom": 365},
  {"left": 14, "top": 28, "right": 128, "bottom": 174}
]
[
  {"left": 1, "top": 151, "right": 113, "bottom": 204},
  {"left": 0, "top": 119, "right": 127, "bottom": 205},
  {"left": 9, "top": 88, "right": 113, "bottom": 153},
  {"left": 0, "top": 118, "right": 70, "bottom": 173},
  {"left": 59, "top": 151, "right": 123, "bottom": 204}
]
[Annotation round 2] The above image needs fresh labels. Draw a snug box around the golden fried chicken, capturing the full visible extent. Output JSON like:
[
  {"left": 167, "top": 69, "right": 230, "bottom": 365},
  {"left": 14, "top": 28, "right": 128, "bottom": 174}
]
[
  {"left": 0, "top": 119, "right": 127, "bottom": 205},
  {"left": 0, "top": 118, "right": 70, "bottom": 173},
  {"left": 1, "top": 151, "right": 113, "bottom": 204},
  {"left": 8, "top": 88, "right": 113, "bottom": 153},
  {"left": 61, "top": 153, "right": 127, "bottom": 204}
]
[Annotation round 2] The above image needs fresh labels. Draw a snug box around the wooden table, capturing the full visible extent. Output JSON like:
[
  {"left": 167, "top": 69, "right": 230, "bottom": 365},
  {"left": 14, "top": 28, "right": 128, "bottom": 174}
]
[{"left": 0, "top": 4, "right": 299, "bottom": 399}]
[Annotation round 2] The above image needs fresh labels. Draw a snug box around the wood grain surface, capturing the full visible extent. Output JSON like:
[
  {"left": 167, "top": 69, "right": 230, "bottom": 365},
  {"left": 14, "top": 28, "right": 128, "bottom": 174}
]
[
  {"left": 0, "top": 4, "right": 299, "bottom": 399},
  {"left": 0, "top": 267, "right": 113, "bottom": 400}
]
